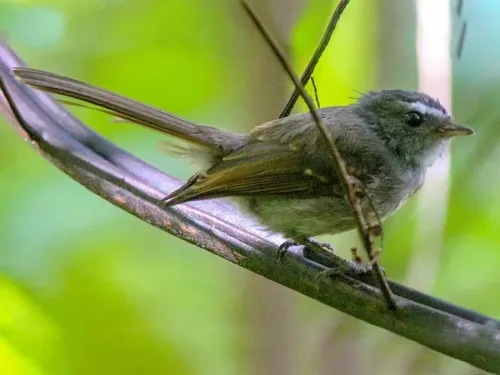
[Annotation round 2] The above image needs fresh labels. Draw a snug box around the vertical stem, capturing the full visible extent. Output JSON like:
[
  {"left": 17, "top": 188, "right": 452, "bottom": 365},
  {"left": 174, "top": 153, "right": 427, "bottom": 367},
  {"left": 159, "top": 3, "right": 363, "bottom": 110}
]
[
  {"left": 405, "top": 0, "right": 452, "bottom": 292},
  {"left": 236, "top": 1, "right": 306, "bottom": 374}
]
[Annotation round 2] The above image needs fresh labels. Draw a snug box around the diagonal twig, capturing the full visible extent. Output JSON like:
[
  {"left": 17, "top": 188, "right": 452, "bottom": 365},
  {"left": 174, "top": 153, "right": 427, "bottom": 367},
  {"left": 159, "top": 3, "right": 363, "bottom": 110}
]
[
  {"left": 241, "top": 1, "right": 395, "bottom": 310},
  {"left": 456, "top": 0, "right": 467, "bottom": 59},
  {"left": 457, "top": 0, "right": 464, "bottom": 17},
  {"left": 279, "top": 0, "right": 350, "bottom": 118},
  {"left": 457, "top": 20, "right": 467, "bottom": 60}
]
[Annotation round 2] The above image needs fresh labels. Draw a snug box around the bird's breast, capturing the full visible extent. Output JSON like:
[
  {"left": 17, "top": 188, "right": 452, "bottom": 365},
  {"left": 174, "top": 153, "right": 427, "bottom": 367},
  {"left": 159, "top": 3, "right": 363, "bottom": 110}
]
[{"left": 367, "top": 166, "right": 424, "bottom": 219}]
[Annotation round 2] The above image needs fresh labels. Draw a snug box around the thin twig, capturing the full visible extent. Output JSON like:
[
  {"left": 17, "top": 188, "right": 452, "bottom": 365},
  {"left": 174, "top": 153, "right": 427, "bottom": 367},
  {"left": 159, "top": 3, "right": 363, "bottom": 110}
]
[
  {"left": 241, "top": 1, "right": 395, "bottom": 310},
  {"left": 457, "top": 0, "right": 464, "bottom": 16},
  {"left": 2, "top": 41, "right": 500, "bottom": 373},
  {"left": 456, "top": 0, "right": 467, "bottom": 59},
  {"left": 311, "top": 76, "right": 321, "bottom": 108},
  {"left": 457, "top": 20, "right": 467, "bottom": 60},
  {"left": 279, "top": 0, "right": 350, "bottom": 118}
]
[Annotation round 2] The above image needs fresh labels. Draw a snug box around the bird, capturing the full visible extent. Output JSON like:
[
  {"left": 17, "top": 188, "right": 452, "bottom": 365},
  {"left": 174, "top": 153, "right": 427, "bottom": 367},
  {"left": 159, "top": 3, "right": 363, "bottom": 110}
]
[{"left": 13, "top": 68, "right": 474, "bottom": 251}]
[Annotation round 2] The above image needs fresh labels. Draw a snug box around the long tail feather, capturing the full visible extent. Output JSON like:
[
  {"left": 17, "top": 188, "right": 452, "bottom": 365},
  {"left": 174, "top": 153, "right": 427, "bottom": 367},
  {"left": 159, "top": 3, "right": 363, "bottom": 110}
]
[{"left": 13, "top": 68, "right": 241, "bottom": 154}]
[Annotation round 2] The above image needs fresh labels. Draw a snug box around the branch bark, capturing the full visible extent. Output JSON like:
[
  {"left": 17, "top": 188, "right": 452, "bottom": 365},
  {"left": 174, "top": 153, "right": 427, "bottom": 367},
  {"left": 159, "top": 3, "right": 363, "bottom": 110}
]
[{"left": 1, "top": 43, "right": 500, "bottom": 374}]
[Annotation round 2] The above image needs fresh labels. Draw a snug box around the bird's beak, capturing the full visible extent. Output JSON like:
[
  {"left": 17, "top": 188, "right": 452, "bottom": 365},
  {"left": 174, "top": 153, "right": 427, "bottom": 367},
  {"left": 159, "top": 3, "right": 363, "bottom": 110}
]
[{"left": 435, "top": 123, "right": 474, "bottom": 137}]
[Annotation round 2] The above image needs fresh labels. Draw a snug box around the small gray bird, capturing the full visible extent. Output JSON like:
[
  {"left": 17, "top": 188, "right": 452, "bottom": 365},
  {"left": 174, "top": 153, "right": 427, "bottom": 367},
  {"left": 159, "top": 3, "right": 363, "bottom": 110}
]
[{"left": 14, "top": 68, "right": 474, "bottom": 246}]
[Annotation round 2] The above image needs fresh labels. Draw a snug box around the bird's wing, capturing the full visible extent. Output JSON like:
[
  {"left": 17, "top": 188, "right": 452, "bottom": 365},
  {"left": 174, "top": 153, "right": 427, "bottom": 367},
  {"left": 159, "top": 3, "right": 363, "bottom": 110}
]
[{"left": 163, "top": 141, "right": 342, "bottom": 205}]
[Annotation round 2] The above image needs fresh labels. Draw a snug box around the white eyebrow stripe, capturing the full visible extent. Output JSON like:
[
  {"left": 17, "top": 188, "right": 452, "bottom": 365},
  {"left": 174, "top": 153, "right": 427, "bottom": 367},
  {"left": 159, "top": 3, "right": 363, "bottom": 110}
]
[{"left": 406, "top": 101, "right": 448, "bottom": 118}]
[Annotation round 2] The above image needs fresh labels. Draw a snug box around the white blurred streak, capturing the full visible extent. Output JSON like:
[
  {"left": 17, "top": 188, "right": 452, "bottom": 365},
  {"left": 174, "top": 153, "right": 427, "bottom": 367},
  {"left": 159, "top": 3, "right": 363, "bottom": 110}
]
[{"left": 404, "top": 0, "right": 451, "bottom": 291}]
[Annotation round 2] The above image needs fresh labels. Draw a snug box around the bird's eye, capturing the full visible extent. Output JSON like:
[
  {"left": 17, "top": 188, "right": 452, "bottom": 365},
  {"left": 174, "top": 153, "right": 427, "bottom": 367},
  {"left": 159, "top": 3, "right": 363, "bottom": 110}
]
[{"left": 406, "top": 111, "right": 423, "bottom": 127}]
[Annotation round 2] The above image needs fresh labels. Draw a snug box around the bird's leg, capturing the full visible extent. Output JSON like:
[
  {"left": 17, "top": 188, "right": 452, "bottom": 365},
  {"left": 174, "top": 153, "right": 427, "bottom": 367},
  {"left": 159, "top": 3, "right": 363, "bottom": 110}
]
[
  {"left": 297, "top": 239, "right": 384, "bottom": 287},
  {"left": 350, "top": 247, "right": 385, "bottom": 272},
  {"left": 278, "top": 237, "right": 383, "bottom": 286}
]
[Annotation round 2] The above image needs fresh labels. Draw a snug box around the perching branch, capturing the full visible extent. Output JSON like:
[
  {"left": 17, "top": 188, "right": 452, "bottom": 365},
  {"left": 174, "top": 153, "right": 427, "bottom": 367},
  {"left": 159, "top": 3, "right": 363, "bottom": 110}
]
[
  {"left": 279, "top": 0, "right": 350, "bottom": 118},
  {"left": 241, "top": 1, "right": 395, "bottom": 310},
  {"left": 1, "top": 42, "right": 500, "bottom": 374}
]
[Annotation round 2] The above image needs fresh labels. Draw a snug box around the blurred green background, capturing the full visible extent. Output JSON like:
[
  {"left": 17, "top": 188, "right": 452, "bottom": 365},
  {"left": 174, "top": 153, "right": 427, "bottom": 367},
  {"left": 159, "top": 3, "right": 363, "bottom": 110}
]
[{"left": 0, "top": 0, "right": 499, "bottom": 374}]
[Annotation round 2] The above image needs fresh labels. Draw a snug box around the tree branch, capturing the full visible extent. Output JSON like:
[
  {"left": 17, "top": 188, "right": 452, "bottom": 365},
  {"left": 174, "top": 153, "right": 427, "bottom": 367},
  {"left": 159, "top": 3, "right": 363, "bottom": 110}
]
[{"left": 1, "top": 43, "right": 500, "bottom": 374}]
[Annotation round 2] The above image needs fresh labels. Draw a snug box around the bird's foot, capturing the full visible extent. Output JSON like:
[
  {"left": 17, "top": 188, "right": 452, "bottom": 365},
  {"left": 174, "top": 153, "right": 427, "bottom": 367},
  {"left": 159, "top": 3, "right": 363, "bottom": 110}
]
[
  {"left": 313, "top": 259, "right": 374, "bottom": 286},
  {"left": 277, "top": 240, "right": 296, "bottom": 261},
  {"left": 278, "top": 239, "right": 334, "bottom": 261},
  {"left": 300, "top": 242, "right": 386, "bottom": 286},
  {"left": 351, "top": 247, "right": 385, "bottom": 274}
]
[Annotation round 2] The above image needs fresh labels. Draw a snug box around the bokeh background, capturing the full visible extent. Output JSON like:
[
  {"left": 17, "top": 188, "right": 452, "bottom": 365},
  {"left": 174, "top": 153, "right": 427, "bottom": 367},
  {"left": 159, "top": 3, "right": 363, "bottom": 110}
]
[{"left": 1, "top": 0, "right": 499, "bottom": 374}]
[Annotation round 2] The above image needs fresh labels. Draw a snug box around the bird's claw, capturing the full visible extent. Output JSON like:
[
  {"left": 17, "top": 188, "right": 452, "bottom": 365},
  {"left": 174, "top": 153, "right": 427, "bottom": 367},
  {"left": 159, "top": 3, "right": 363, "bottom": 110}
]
[{"left": 277, "top": 240, "right": 297, "bottom": 261}]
